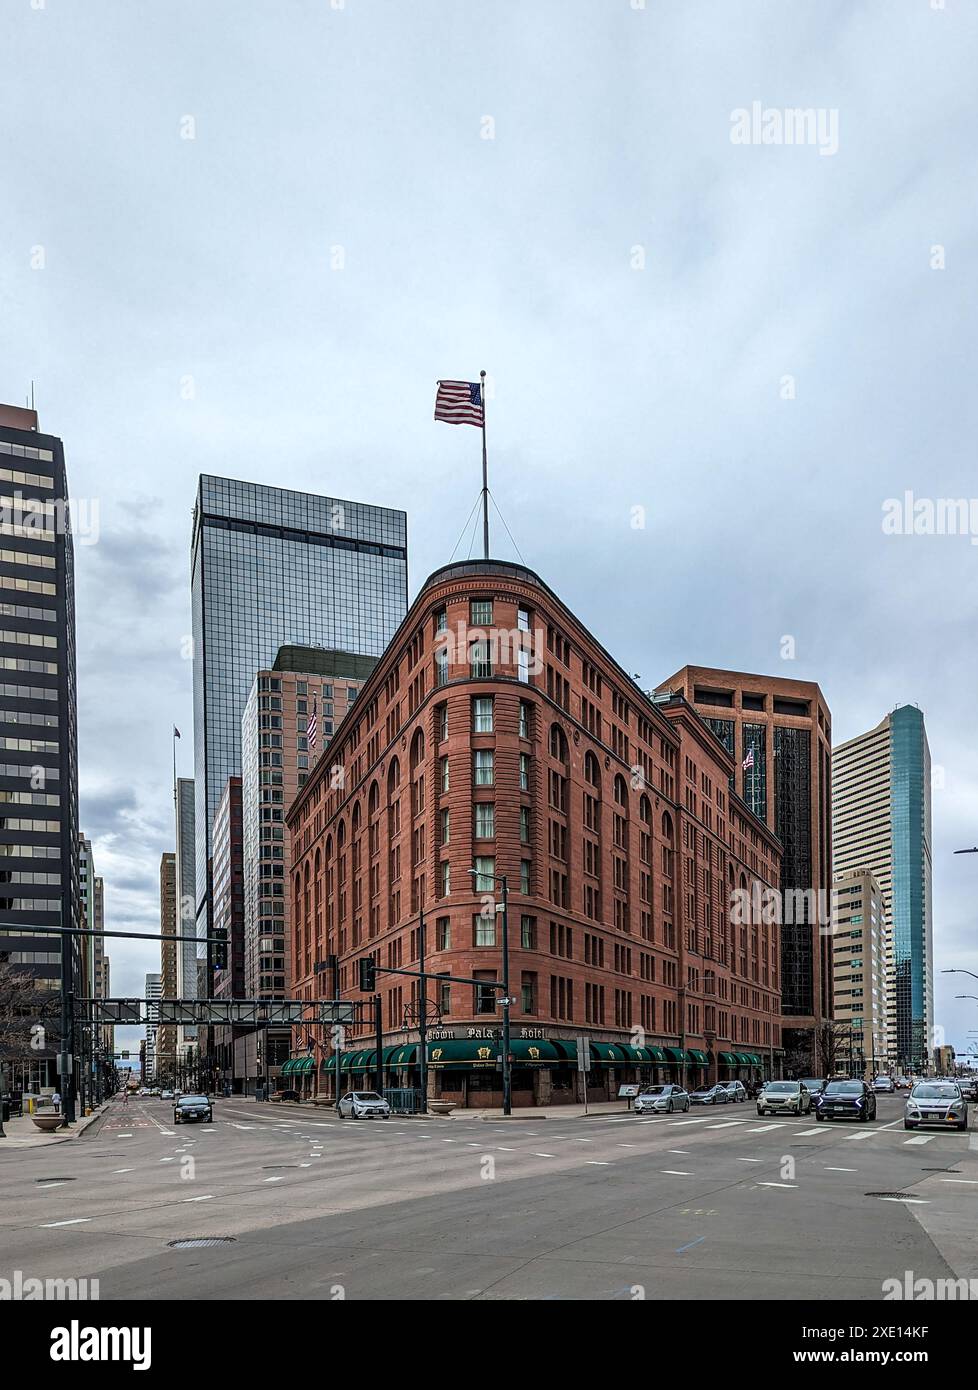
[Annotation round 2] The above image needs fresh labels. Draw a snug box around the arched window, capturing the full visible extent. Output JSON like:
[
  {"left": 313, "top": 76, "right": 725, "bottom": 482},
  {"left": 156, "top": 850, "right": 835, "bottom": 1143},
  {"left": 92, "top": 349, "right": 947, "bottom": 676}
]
[
  {"left": 549, "top": 724, "right": 568, "bottom": 763},
  {"left": 613, "top": 773, "right": 628, "bottom": 808},
  {"left": 584, "top": 751, "right": 601, "bottom": 790},
  {"left": 639, "top": 795, "right": 652, "bottom": 825},
  {"left": 661, "top": 809, "right": 674, "bottom": 841},
  {"left": 410, "top": 728, "right": 425, "bottom": 773}
]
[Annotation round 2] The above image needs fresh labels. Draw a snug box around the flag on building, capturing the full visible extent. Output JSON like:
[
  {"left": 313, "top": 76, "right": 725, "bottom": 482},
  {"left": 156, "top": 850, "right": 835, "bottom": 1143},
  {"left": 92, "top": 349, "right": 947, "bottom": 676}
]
[
  {"left": 742, "top": 747, "right": 754, "bottom": 771},
  {"left": 434, "top": 379, "right": 484, "bottom": 427},
  {"left": 307, "top": 699, "right": 318, "bottom": 752}
]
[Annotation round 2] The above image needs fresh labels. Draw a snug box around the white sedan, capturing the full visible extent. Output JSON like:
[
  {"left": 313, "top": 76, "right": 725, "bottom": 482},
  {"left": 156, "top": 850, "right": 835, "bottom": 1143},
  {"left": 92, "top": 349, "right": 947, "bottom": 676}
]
[{"left": 338, "top": 1091, "right": 391, "bottom": 1119}]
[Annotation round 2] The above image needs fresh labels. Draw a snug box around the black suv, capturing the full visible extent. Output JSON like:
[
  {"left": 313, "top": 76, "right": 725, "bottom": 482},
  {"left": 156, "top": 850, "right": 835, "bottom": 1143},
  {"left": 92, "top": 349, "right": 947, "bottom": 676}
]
[{"left": 815, "top": 1078, "right": 877, "bottom": 1122}]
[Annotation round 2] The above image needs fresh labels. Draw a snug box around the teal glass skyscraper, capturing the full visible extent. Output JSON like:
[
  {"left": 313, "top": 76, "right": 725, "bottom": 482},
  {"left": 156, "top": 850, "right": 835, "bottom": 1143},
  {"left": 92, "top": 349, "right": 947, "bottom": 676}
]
[{"left": 833, "top": 705, "right": 933, "bottom": 1073}]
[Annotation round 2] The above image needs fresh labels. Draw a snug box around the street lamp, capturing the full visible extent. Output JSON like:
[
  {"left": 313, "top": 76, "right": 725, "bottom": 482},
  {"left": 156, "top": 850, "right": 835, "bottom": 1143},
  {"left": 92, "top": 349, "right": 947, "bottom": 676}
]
[
  {"left": 468, "top": 867, "right": 512, "bottom": 1117},
  {"left": 943, "top": 969, "right": 978, "bottom": 982}
]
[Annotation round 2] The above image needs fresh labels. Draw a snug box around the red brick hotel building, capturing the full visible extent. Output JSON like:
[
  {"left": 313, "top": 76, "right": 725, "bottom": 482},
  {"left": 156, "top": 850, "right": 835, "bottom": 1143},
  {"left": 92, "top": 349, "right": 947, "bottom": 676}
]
[{"left": 287, "top": 561, "right": 783, "bottom": 1107}]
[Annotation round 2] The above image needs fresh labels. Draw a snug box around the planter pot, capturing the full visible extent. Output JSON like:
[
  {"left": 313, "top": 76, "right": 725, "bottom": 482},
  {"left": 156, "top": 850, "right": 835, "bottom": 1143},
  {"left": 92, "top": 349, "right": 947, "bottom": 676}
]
[
  {"left": 427, "top": 1101, "right": 456, "bottom": 1116},
  {"left": 32, "top": 1114, "right": 64, "bottom": 1132}
]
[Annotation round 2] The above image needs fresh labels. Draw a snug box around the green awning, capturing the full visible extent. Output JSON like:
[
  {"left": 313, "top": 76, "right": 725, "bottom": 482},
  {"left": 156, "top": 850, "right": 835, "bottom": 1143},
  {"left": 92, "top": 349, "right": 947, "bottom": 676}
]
[
  {"left": 551, "top": 1040, "right": 582, "bottom": 1062},
  {"left": 589, "top": 1042, "right": 629, "bottom": 1065},
  {"left": 618, "top": 1045, "right": 651, "bottom": 1063},
  {"left": 387, "top": 1044, "right": 417, "bottom": 1068},
  {"left": 506, "top": 1040, "right": 561, "bottom": 1065},
  {"left": 718, "top": 1051, "right": 737, "bottom": 1065},
  {"left": 289, "top": 1056, "right": 314, "bottom": 1074},
  {"left": 280, "top": 1059, "right": 295, "bottom": 1076},
  {"left": 687, "top": 1049, "right": 709, "bottom": 1065},
  {"left": 644, "top": 1045, "right": 666, "bottom": 1063},
  {"left": 662, "top": 1047, "right": 685, "bottom": 1064},
  {"left": 745, "top": 1052, "right": 762, "bottom": 1066},
  {"left": 428, "top": 1040, "right": 501, "bottom": 1066}
]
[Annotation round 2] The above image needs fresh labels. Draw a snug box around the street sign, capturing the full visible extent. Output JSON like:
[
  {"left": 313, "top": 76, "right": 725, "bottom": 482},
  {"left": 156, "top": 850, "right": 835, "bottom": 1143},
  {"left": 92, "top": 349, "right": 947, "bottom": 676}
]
[
  {"left": 318, "top": 1001, "right": 355, "bottom": 1024},
  {"left": 576, "top": 1037, "right": 591, "bottom": 1073}
]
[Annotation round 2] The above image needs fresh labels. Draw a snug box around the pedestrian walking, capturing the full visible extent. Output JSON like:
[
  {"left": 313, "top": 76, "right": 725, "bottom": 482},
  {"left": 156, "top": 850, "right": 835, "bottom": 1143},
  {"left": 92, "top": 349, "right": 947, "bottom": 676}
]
[{"left": 51, "top": 1090, "right": 61, "bottom": 1115}]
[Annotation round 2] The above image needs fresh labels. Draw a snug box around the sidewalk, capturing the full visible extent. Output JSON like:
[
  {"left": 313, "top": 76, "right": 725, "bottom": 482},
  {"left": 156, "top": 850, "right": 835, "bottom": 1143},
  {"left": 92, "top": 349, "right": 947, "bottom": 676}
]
[{"left": 0, "top": 1104, "right": 109, "bottom": 1150}]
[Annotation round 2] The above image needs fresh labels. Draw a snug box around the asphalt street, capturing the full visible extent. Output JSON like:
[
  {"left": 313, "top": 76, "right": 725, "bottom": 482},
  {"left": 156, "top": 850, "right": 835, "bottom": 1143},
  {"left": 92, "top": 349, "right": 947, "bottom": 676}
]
[{"left": 2, "top": 1094, "right": 976, "bottom": 1300}]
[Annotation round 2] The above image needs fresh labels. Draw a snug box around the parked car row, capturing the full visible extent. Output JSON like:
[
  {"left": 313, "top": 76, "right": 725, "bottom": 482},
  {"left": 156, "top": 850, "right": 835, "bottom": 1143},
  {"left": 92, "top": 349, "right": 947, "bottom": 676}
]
[{"left": 633, "top": 1080, "right": 748, "bottom": 1114}]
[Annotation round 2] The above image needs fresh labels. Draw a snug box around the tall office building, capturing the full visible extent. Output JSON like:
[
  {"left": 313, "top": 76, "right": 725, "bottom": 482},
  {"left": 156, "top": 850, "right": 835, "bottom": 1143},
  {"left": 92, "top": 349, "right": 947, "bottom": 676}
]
[
  {"left": 158, "top": 851, "right": 177, "bottom": 1084},
  {"left": 174, "top": 777, "right": 197, "bottom": 1063},
  {"left": 191, "top": 476, "right": 407, "bottom": 951},
  {"left": 831, "top": 868, "right": 889, "bottom": 1073},
  {"left": 144, "top": 972, "right": 162, "bottom": 1082},
  {"left": 0, "top": 404, "right": 80, "bottom": 1103},
  {"left": 832, "top": 706, "right": 933, "bottom": 1072},
  {"left": 238, "top": 647, "right": 375, "bottom": 1091},
  {"left": 656, "top": 667, "right": 832, "bottom": 1069}
]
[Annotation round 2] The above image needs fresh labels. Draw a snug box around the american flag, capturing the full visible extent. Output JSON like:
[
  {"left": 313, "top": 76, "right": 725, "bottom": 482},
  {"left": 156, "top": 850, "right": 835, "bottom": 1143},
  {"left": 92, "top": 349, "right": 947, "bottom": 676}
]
[
  {"left": 434, "top": 379, "right": 484, "bottom": 428},
  {"left": 742, "top": 747, "right": 754, "bottom": 771},
  {"left": 307, "top": 699, "right": 318, "bottom": 753}
]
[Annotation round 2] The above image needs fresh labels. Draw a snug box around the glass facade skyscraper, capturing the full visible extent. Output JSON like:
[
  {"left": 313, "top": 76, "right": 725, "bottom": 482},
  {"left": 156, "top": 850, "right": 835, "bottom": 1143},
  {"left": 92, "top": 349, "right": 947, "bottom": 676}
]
[
  {"left": 0, "top": 404, "right": 80, "bottom": 1106},
  {"left": 832, "top": 705, "right": 932, "bottom": 1072},
  {"left": 191, "top": 476, "right": 407, "bottom": 942}
]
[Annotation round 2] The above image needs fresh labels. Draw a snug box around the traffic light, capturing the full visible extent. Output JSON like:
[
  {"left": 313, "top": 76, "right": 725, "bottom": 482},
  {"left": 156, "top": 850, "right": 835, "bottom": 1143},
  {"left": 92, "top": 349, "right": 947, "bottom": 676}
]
[
  {"left": 213, "top": 927, "right": 228, "bottom": 971},
  {"left": 358, "top": 956, "right": 377, "bottom": 992}
]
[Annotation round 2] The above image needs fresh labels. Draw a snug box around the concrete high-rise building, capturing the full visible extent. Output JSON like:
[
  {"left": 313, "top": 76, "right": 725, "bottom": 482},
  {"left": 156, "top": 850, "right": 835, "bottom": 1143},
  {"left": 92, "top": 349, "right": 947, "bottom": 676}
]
[
  {"left": 0, "top": 403, "right": 80, "bottom": 1107},
  {"left": 832, "top": 705, "right": 933, "bottom": 1073},
  {"left": 211, "top": 776, "right": 243, "bottom": 1090},
  {"left": 237, "top": 647, "right": 375, "bottom": 1091},
  {"left": 158, "top": 852, "right": 177, "bottom": 1084},
  {"left": 144, "top": 972, "right": 162, "bottom": 1082},
  {"left": 831, "top": 868, "right": 889, "bottom": 1074},
  {"left": 655, "top": 667, "right": 833, "bottom": 1071},
  {"left": 190, "top": 476, "right": 407, "bottom": 949},
  {"left": 174, "top": 777, "right": 197, "bottom": 1064}
]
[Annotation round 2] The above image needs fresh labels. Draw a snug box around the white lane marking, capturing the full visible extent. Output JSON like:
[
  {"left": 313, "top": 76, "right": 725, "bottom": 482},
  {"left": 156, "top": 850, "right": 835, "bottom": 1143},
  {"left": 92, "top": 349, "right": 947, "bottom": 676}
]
[
  {"left": 851, "top": 1131, "right": 881, "bottom": 1140},
  {"left": 758, "top": 1182, "right": 798, "bottom": 1189},
  {"left": 825, "top": 1167, "right": 858, "bottom": 1172},
  {"left": 159, "top": 1157, "right": 175, "bottom": 1163},
  {"left": 181, "top": 1195, "right": 214, "bottom": 1202},
  {"left": 299, "top": 1163, "right": 311, "bottom": 1168},
  {"left": 115, "top": 1133, "right": 133, "bottom": 1139},
  {"left": 200, "top": 1128, "right": 216, "bottom": 1132},
  {"left": 879, "top": 1197, "right": 929, "bottom": 1204},
  {"left": 112, "top": 1168, "right": 133, "bottom": 1173},
  {"left": 533, "top": 1152, "right": 556, "bottom": 1158},
  {"left": 617, "top": 1143, "right": 636, "bottom": 1148},
  {"left": 747, "top": 1124, "right": 785, "bottom": 1132},
  {"left": 496, "top": 1147, "right": 515, "bottom": 1152},
  {"left": 941, "top": 1178, "right": 978, "bottom": 1184},
  {"left": 37, "top": 1181, "right": 67, "bottom": 1188},
  {"left": 706, "top": 1121, "right": 746, "bottom": 1130},
  {"left": 229, "top": 1123, "right": 255, "bottom": 1130},
  {"left": 796, "top": 1128, "right": 826, "bottom": 1137},
  {"left": 667, "top": 1150, "right": 689, "bottom": 1155},
  {"left": 904, "top": 1136, "right": 935, "bottom": 1145},
  {"left": 442, "top": 1139, "right": 457, "bottom": 1143},
  {"left": 586, "top": 1160, "right": 611, "bottom": 1165},
  {"left": 41, "top": 1218, "right": 92, "bottom": 1227},
  {"left": 571, "top": 1138, "right": 591, "bottom": 1143},
  {"left": 661, "top": 1170, "right": 692, "bottom": 1176},
  {"left": 737, "top": 1158, "right": 763, "bottom": 1163},
  {"left": 668, "top": 1119, "right": 714, "bottom": 1127},
  {"left": 264, "top": 1176, "right": 286, "bottom": 1183}
]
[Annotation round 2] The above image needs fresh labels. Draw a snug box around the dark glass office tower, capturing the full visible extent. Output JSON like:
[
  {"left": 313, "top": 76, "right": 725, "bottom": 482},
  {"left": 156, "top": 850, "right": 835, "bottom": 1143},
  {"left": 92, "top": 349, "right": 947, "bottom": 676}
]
[
  {"left": 0, "top": 404, "right": 80, "bottom": 1108},
  {"left": 191, "top": 476, "right": 407, "bottom": 944}
]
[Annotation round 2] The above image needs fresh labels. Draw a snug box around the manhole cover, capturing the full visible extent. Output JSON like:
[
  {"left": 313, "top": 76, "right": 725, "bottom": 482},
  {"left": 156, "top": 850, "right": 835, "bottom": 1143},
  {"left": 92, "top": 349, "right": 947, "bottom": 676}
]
[
  {"left": 866, "top": 1192, "right": 915, "bottom": 1200},
  {"left": 167, "top": 1237, "right": 237, "bottom": 1249},
  {"left": 35, "top": 1177, "right": 76, "bottom": 1182}
]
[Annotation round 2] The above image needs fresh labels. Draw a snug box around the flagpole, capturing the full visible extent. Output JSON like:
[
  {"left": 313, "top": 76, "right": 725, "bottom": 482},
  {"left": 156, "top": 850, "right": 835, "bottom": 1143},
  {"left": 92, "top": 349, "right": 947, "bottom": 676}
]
[{"left": 480, "top": 369, "right": 489, "bottom": 559}]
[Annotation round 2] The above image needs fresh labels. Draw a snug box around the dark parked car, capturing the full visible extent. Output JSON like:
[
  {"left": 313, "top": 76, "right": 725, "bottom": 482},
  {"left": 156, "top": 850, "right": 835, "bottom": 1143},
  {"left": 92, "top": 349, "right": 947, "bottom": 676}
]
[{"left": 815, "top": 1078, "right": 876, "bottom": 1122}]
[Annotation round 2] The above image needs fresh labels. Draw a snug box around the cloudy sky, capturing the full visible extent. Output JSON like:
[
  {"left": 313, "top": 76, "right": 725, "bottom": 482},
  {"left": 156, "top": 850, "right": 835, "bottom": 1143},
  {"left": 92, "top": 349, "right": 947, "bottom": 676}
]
[{"left": 2, "top": 1, "right": 976, "bottom": 1061}]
